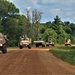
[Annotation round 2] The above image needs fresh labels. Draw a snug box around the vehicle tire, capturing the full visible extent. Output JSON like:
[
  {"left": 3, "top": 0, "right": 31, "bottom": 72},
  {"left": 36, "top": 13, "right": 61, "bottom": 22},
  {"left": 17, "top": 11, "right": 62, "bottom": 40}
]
[
  {"left": 42, "top": 44, "right": 45, "bottom": 47},
  {"left": 52, "top": 44, "right": 54, "bottom": 46},
  {"left": 19, "top": 45, "right": 23, "bottom": 49},
  {"left": 2, "top": 44, "right": 7, "bottom": 53},
  {"left": 65, "top": 44, "right": 67, "bottom": 46},
  {"left": 36, "top": 44, "right": 39, "bottom": 47},
  {"left": 28, "top": 44, "right": 31, "bottom": 49},
  {"left": 46, "top": 44, "right": 49, "bottom": 46}
]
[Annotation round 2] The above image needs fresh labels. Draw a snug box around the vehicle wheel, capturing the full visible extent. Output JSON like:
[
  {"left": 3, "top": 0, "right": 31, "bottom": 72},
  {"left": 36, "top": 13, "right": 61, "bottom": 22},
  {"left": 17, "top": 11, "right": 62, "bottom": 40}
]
[
  {"left": 65, "top": 44, "right": 67, "bottom": 46},
  {"left": 2, "top": 44, "right": 7, "bottom": 53},
  {"left": 19, "top": 45, "right": 23, "bottom": 49},
  {"left": 42, "top": 44, "right": 45, "bottom": 47},
  {"left": 28, "top": 44, "right": 31, "bottom": 49},
  {"left": 52, "top": 44, "right": 54, "bottom": 46},
  {"left": 46, "top": 44, "right": 49, "bottom": 46},
  {"left": 36, "top": 44, "right": 39, "bottom": 47}
]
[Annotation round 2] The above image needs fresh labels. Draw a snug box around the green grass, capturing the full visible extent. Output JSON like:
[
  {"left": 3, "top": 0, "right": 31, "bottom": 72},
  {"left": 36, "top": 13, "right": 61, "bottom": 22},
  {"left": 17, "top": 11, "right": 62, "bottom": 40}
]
[
  {"left": 50, "top": 46, "right": 75, "bottom": 66},
  {"left": 7, "top": 47, "right": 19, "bottom": 50}
]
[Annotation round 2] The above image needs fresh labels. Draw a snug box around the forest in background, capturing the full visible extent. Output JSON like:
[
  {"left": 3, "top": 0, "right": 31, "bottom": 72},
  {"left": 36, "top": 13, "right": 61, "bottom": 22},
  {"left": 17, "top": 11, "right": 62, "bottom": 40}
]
[{"left": 0, "top": 0, "right": 75, "bottom": 46}]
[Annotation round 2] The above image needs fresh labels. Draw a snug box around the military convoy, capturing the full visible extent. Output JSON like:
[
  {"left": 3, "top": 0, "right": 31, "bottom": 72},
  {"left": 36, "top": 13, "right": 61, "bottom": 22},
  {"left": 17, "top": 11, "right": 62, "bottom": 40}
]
[
  {"left": 34, "top": 38, "right": 55, "bottom": 47},
  {"left": 18, "top": 35, "right": 72, "bottom": 48},
  {"left": 0, "top": 33, "right": 7, "bottom": 53},
  {"left": 0, "top": 32, "right": 72, "bottom": 54}
]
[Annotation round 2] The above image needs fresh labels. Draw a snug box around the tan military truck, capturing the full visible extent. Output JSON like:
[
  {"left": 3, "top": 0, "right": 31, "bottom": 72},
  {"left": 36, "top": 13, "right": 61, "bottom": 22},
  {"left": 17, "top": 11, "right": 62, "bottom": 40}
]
[
  {"left": 34, "top": 38, "right": 45, "bottom": 47},
  {"left": 46, "top": 39, "right": 54, "bottom": 46},
  {"left": 0, "top": 33, "right": 7, "bottom": 53},
  {"left": 65, "top": 38, "right": 71, "bottom": 46},
  {"left": 19, "top": 35, "right": 31, "bottom": 49}
]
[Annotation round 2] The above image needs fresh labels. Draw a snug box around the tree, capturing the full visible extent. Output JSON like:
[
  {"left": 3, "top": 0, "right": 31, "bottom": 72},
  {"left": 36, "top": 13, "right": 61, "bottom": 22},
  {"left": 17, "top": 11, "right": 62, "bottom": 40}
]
[
  {"left": 42, "top": 28, "right": 57, "bottom": 42},
  {"left": 32, "top": 9, "right": 43, "bottom": 40},
  {"left": 2, "top": 14, "right": 28, "bottom": 46},
  {"left": 69, "top": 23, "right": 75, "bottom": 36},
  {"left": 0, "top": 0, "right": 20, "bottom": 46},
  {"left": 24, "top": 9, "right": 31, "bottom": 37},
  {"left": 63, "top": 26, "right": 72, "bottom": 34},
  {"left": 63, "top": 21, "right": 70, "bottom": 26},
  {"left": 53, "top": 15, "right": 62, "bottom": 25},
  {"left": 57, "top": 25, "right": 67, "bottom": 44},
  {"left": 0, "top": 0, "right": 19, "bottom": 20}
]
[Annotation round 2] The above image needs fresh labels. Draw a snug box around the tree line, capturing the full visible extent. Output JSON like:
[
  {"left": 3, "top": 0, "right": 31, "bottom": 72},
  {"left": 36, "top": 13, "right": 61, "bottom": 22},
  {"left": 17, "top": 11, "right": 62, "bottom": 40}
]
[{"left": 0, "top": 0, "right": 75, "bottom": 46}]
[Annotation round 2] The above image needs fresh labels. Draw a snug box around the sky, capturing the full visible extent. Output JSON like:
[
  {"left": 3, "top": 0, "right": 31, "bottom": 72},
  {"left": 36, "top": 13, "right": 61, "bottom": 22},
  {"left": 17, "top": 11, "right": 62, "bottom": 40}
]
[{"left": 8, "top": 0, "right": 75, "bottom": 23}]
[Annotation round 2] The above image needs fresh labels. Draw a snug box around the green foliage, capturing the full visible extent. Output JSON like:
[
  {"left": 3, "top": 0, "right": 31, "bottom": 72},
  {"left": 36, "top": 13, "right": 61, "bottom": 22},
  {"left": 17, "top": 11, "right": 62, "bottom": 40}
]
[
  {"left": 0, "top": 0, "right": 19, "bottom": 18},
  {"left": 0, "top": 0, "right": 75, "bottom": 46},
  {"left": 50, "top": 46, "right": 75, "bottom": 66},
  {"left": 71, "top": 37, "right": 75, "bottom": 44},
  {"left": 0, "top": 20, "right": 3, "bottom": 32},
  {"left": 63, "top": 26, "right": 72, "bottom": 34},
  {"left": 42, "top": 28, "right": 57, "bottom": 42},
  {"left": 39, "top": 24, "right": 45, "bottom": 34},
  {"left": 2, "top": 15, "right": 28, "bottom": 46}
]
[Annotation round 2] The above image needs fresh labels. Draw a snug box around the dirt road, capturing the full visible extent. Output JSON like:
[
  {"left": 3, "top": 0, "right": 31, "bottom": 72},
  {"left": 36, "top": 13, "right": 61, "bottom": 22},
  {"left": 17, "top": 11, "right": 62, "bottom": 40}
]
[{"left": 0, "top": 47, "right": 75, "bottom": 75}]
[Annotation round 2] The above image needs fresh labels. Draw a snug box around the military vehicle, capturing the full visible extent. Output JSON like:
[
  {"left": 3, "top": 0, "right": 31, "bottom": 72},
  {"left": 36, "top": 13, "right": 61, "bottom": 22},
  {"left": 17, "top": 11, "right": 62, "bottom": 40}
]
[
  {"left": 34, "top": 38, "right": 45, "bottom": 47},
  {"left": 46, "top": 41, "right": 54, "bottom": 46},
  {"left": 46, "top": 39, "right": 54, "bottom": 46},
  {"left": 65, "top": 38, "right": 71, "bottom": 46},
  {"left": 19, "top": 35, "right": 31, "bottom": 49},
  {"left": 0, "top": 33, "right": 7, "bottom": 53}
]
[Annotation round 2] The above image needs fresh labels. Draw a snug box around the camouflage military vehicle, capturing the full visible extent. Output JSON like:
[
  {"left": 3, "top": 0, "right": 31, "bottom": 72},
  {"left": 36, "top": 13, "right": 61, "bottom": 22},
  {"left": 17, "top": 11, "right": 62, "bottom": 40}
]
[
  {"left": 19, "top": 35, "right": 31, "bottom": 49},
  {"left": 0, "top": 33, "right": 7, "bottom": 53},
  {"left": 34, "top": 38, "right": 45, "bottom": 47},
  {"left": 65, "top": 38, "right": 71, "bottom": 46},
  {"left": 46, "top": 39, "right": 54, "bottom": 46}
]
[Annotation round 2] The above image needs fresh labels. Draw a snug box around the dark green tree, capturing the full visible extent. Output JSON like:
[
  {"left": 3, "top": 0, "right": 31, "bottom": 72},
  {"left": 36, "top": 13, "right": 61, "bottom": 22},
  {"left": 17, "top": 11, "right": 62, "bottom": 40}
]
[{"left": 42, "top": 28, "right": 57, "bottom": 42}]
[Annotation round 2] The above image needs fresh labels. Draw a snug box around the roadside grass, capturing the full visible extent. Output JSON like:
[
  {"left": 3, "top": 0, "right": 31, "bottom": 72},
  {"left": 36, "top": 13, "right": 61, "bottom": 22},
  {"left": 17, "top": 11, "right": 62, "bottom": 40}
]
[
  {"left": 50, "top": 46, "right": 75, "bottom": 66},
  {"left": 7, "top": 47, "right": 19, "bottom": 50}
]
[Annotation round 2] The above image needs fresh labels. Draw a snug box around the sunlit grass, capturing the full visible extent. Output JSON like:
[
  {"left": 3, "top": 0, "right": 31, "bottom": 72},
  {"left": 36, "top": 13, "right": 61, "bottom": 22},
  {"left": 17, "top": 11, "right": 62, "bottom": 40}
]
[{"left": 50, "top": 46, "right": 75, "bottom": 66}]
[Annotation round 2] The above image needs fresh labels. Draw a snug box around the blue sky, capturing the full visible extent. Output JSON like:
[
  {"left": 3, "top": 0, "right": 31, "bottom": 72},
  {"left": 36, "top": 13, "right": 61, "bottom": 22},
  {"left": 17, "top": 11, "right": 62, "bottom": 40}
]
[{"left": 8, "top": 0, "right": 75, "bottom": 23}]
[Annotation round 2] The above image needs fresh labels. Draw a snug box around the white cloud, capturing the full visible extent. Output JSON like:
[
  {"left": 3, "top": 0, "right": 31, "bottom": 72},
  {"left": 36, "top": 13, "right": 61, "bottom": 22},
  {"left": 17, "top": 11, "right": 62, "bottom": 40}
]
[
  {"left": 43, "top": 0, "right": 75, "bottom": 4},
  {"left": 43, "top": 0, "right": 58, "bottom": 3},
  {"left": 7, "top": 0, "right": 13, "bottom": 2},
  {"left": 30, "top": 0, "right": 40, "bottom": 7},
  {"left": 6, "top": 0, "right": 75, "bottom": 23},
  {"left": 49, "top": 8, "right": 61, "bottom": 15},
  {"left": 26, "top": 7, "right": 31, "bottom": 10}
]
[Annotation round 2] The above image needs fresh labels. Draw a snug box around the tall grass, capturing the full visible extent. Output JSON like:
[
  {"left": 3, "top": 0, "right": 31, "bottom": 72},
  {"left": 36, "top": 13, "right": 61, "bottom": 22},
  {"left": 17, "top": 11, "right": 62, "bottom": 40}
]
[{"left": 50, "top": 46, "right": 75, "bottom": 66}]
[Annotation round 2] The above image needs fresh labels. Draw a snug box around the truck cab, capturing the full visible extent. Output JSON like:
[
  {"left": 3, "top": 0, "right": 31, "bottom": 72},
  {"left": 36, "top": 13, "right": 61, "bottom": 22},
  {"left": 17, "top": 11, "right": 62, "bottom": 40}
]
[
  {"left": 19, "top": 35, "right": 31, "bottom": 49},
  {"left": 0, "top": 33, "right": 7, "bottom": 53},
  {"left": 65, "top": 38, "right": 71, "bottom": 46}
]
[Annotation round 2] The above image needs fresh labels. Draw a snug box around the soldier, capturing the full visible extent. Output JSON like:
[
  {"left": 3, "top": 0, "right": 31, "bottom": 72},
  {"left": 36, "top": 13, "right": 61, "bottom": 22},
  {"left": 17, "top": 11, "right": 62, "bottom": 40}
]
[
  {"left": 48, "top": 38, "right": 52, "bottom": 43},
  {"left": 3, "top": 33, "right": 8, "bottom": 43},
  {"left": 24, "top": 35, "right": 29, "bottom": 40},
  {"left": 20, "top": 34, "right": 29, "bottom": 40},
  {"left": 67, "top": 38, "right": 71, "bottom": 44}
]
